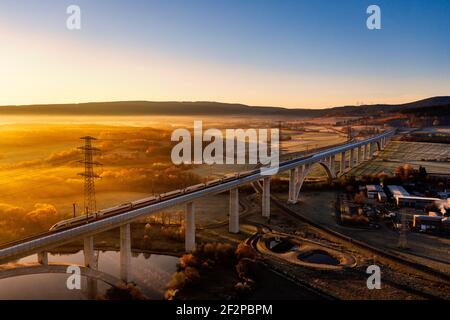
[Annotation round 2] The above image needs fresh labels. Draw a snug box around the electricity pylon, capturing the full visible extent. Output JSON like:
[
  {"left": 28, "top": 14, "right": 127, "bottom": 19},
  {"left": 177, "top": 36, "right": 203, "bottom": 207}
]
[{"left": 78, "top": 136, "right": 101, "bottom": 215}]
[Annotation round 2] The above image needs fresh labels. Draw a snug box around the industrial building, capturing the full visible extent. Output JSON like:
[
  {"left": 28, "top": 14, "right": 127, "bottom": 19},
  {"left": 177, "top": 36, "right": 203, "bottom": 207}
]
[
  {"left": 366, "top": 185, "right": 383, "bottom": 199},
  {"left": 395, "top": 195, "right": 442, "bottom": 209},
  {"left": 385, "top": 185, "right": 443, "bottom": 209},
  {"left": 387, "top": 185, "right": 410, "bottom": 198},
  {"left": 413, "top": 215, "right": 450, "bottom": 234},
  {"left": 377, "top": 191, "right": 387, "bottom": 202},
  {"left": 364, "top": 184, "right": 387, "bottom": 202},
  {"left": 437, "top": 191, "right": 450, "bottom": 199}
]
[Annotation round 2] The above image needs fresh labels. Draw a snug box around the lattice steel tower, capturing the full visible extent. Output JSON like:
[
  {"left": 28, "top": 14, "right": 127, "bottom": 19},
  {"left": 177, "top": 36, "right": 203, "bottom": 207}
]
[{"left": 78, "top": 136, "right": 101, "bottom": 215}]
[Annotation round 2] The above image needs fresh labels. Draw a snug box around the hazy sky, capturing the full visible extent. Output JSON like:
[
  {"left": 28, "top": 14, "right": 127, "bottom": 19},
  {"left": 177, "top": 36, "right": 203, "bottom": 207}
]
[{"left": 0, "top": 0, "right": 449, "bottom": 108}]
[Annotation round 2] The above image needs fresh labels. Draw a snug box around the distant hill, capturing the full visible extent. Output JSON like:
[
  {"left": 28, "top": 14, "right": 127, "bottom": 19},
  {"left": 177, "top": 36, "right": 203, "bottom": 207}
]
[
  {"left": 323, "top": 96, "right": 450, "bottom": 117},
  {"left": 0, "top": 101, "right": 320, "bottom": 117},
  {"left": 0, "top": 96, "right": 449, "bottom": 118},
  {"left": 400, "top": 104, "right": 450, "bottom": 117}
]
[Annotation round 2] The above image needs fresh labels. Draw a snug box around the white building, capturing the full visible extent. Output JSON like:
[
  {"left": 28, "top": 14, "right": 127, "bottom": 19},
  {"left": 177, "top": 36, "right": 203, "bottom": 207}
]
[
  {"left": 395, "top": 195, "right": 441, "bottom": 209},
  {"left": 387, "top": 185, "right": 410, "bottom": 198},
  {"left": 377, "top": 191, "right": 387, "bottom": 202},
  {"left": 366, "top": 185, "right": 383, "bottom": 199}
]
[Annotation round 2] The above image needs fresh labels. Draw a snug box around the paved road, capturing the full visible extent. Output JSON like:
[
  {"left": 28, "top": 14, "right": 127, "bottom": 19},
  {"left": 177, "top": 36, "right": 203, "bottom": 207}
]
[{"left": 277, "top": 191, "right": 450, "bottom": 272}]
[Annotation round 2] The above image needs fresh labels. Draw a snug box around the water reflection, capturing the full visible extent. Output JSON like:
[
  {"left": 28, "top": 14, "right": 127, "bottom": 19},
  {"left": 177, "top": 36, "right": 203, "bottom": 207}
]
[{"left": 0, "top": 250, "right": 178, "bottom": 300}]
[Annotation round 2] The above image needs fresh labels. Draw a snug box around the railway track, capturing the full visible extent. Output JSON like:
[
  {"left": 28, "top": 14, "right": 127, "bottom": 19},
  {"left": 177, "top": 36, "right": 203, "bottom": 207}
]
[
  {"left": 247, "top": 232, "right": 448, "bottom": 300},
  {"left": 0, "top": 215, "right": 103, "bottom": 252},
  {"left": 0, "top": 230, "right": 67, "bottom": 252},
  {"left": 268, "top": 195, "right": 449, "bottom": 299},
  {"left": 245, "top": 232, "right": 337, "bottom": 300},
  {"left": 0, "top": 131, "right": 395, "bottom": 259},
  {"left": 271, "top": 195, "right": 449, "bottom": 280}
]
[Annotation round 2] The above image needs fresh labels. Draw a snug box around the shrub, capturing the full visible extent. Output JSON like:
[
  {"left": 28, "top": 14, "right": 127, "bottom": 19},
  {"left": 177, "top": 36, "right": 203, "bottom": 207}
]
[
  {"left": 166, "top": 272, "right": 186, "bottom": 291},
  {"left": 235, "top": 243, "right": 255, "bottom": 260},
  {"left": 184, "top": 267, "right": 200, "bottom": 283},
  {"left": 164, "top": 289, "right": 178, "bottom": 300},
  {"left": 235, "top": 258, "right": 258, "bottom": 280},
  {"left": 201, "top": 261, "right": 210, "bottom": 269},
  {"left": 354, "top": 192, "right": 366, "bottom": 204},
  {"left": 99, "top": 283, "right": 147, "bottom": 300},
  {"left": 179, "top": 253, "right": 199, "bottom": 269},
  {"left": 215, "top": 243, "right": 234, "bottom": 263},
  {"left": 202, "top": 243, "right": 217, "bottom": 259},
  {"left": 234, "top": 278, "right": 254, "bottom": 294}
]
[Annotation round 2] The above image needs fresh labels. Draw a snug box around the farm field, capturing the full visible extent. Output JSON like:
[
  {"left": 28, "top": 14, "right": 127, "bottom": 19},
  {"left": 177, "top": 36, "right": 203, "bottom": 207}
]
[
  {"left": 282, "top": 130, "right": 347, "bottom": 155},
  {"left": 191, "top": 129, "right": 346, "bottom": 179},
  {"left": 348, "top": 140, "right": 450, "bottom": 176}
]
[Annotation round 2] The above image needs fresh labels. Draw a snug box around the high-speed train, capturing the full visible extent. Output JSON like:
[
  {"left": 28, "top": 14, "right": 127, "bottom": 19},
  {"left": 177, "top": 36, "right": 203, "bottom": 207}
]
[
  {"left": 49, "top": 169, "right": 261, "bottom": 232},
  {"left": 47, "top": 133, "right": 390, "bottom": 232}
]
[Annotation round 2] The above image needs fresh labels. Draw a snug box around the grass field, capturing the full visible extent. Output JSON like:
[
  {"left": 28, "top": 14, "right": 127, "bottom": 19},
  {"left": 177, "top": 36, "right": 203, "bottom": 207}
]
[
  {"left": 349, "top": 140, "right": 450, "bottom": 176},
  {"left": 191, "top": 129, "right": 346, "bottom": 179},
  {"left": 282, "top": 130, "right": 347, "bottom": 154}
]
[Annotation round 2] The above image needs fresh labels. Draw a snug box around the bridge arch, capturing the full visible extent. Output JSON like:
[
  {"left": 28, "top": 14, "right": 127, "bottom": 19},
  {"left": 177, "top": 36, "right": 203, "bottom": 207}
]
[
  {"left": 0, "top": 263, "right": 123, "bottom": 287},
  {"left": 375, "top": 141, "right": 381, "bottom": 151},
  {"left": 294, "top": 160, "right": 334, "bottom": 201},
  {"left": 311, "top": 161, "right": 335, "bottom": 181}
]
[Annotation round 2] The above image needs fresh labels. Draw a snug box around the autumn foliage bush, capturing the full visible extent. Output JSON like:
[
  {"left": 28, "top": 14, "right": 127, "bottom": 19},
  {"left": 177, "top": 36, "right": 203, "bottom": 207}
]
[
  {"left": 235, "top": 243, "right": 256, "bottom": 260},
  {"left": 99, "top": 282, "right": 147, "bottom": 300},
  {"left": 164, "top": 242, "right": 258, "bottom": 300}
]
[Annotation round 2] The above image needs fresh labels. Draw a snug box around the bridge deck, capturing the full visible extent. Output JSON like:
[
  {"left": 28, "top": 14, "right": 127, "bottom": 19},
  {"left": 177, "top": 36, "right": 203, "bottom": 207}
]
[{"left": 0, "top": 130, "right": 395, "bottom": 264}]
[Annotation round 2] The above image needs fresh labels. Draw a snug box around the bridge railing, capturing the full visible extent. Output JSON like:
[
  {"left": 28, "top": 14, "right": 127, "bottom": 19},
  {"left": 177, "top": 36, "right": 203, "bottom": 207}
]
[{"left": 0, "top": 130, "right": 396, "bottom": 264}]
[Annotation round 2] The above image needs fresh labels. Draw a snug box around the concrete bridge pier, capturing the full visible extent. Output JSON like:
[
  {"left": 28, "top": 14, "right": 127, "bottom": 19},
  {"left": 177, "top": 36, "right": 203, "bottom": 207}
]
[
  {"left": 37, "top": 252, "right": 48, "bottom": 265},
  {"left": 84, "top": 236, "right": 95, "bottom": 269},
  {"left": 84, "top": 236, "right": 98, "bottom": 298},
  {"left": 229, "top": 188, "right": 239, "bottom": 233},
  {"left": 340, "top": 151, "right": 346, "bottom": 175},
  {"left": 330, "top": 155, "right": 336, "bottom": 176},
  {"left": 120, "top": 224, "right": 132, "bottom": 283},
  {"left": 357, "top": 146, "right": 362, "bottom": 163},
  {"left": 288, "top": 168, "right": 297, "bottom": 204},
  {"left": 295, "top": 163, "right": 310, "bottom": 202},
  {"left": 325, "top": 156, "right": 335, "bottom": 178},
  {"left": 349, "top": 148, "right": 355, "bottom": 169},
  {"left": 364, "top": 144, "right": 369, "bottom": 160},
  {"left": 185, "top": 202, "right": 196, "bottom": 252},
  {"left": 87, "top": 277, "right": 98, "bottom": 300},
  {"left": 262, "top": 177, "right": 270, "bottom": 218},
  {"left": 369, "top": 143, "right": 375, "bottom": 159}
]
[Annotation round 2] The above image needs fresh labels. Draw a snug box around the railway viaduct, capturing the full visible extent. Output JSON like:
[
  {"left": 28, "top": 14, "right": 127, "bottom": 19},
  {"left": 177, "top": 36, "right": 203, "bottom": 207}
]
[{"left": 0, "top": 130, "right": 395, "bottom": 284}]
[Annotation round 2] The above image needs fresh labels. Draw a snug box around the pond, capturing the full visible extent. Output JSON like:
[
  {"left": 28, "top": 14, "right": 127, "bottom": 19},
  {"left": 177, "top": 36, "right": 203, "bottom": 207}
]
[
  {"left": 298, "top": 250, "right": 340, "bottom": 266},
  {"left": 267, "top": 238, "right": 297, "bottom": 253}
]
